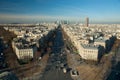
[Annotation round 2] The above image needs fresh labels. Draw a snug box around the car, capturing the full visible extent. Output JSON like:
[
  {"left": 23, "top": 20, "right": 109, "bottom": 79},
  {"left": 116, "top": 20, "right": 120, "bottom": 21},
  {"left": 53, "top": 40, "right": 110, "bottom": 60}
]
[
  {"left": 70, "top": 70, "right": 79, "bottom": 77},
  {"left": 63, "top": 68, "right": 67, "bottom": 73},
  {"left": 38, "top": 57, "right": 42, "bottom": 60}
]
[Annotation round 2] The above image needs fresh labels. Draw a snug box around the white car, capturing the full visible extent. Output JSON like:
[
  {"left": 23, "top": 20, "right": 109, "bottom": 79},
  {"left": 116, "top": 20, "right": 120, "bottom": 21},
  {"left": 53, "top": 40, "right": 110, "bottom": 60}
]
[{"left": 63, "top": 68, "right": 67, "bottom": 73}]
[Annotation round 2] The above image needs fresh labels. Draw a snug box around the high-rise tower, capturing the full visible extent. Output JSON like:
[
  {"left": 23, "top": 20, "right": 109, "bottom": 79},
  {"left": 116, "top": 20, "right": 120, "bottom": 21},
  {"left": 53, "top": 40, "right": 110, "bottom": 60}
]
[{"left": 85, "top": 17, "right": 89, "bottom": 27}]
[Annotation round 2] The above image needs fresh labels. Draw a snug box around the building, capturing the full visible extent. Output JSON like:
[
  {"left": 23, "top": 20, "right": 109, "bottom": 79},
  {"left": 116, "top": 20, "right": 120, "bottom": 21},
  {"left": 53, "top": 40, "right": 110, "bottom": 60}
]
[
  {"left": 79, "top": 44, "right": 103, "bottom": 61},
  {"left": 12, "top": 38, "right": 34, "bottom": 60},
  {"left": 85, "top": 17, "right": 89, "bottom": 27},
  {"left": 15, "top": 45, "right": 33, "bottom": 60}
]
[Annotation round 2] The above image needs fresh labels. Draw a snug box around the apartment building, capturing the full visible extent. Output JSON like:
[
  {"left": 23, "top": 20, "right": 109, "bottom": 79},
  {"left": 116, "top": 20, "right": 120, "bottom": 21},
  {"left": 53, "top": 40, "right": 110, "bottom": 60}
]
[
  {"left": 15, "top": 45, "right": 33, "bottom": 59},
  {"left": 80, "top": 44, "right": 103, "bottom": 61}
]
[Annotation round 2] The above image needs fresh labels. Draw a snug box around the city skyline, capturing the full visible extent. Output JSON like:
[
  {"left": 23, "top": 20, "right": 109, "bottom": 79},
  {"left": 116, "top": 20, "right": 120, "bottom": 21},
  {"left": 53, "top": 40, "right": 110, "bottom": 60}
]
[{"left": 0, "top": 0, "right": 120, "bottom": 24}]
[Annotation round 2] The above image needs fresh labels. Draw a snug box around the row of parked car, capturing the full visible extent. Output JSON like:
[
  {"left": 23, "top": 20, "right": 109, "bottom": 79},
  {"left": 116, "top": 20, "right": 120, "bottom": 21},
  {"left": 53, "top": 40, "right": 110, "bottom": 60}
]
[{"left": 0, "top": 38, "right": 7, "bottom": 69}]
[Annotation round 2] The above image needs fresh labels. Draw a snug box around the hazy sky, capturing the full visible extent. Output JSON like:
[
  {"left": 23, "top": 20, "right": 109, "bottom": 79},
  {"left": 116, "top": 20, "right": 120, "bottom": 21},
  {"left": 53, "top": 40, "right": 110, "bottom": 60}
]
[{"left": 0, "top": 0, "right": 120, "bottom": 23}]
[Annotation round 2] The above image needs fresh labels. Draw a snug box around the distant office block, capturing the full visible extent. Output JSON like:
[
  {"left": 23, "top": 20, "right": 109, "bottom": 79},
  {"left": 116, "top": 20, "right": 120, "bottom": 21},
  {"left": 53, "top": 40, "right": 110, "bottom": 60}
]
[{"left": 85, "top": 17, "right": 89, "bottom": 27}]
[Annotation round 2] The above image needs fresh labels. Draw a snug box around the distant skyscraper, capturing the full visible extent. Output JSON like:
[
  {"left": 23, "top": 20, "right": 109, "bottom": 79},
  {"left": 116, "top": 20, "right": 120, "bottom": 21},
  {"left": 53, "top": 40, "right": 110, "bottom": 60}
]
[{"left": 85, "top": 17, "right": 89, "bottom": 27}]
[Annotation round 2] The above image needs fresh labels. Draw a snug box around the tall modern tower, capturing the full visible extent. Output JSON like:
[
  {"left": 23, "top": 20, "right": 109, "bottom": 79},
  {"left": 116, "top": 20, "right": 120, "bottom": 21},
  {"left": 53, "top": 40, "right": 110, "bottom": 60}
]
[{"left": 85, "top": 17, "right": 89, "bottom": 27}]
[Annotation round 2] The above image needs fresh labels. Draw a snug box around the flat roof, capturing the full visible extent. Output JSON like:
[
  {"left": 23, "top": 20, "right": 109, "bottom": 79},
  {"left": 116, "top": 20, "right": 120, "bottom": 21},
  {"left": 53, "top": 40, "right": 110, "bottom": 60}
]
[
  {"left": 81, "top": 44, "right": 99, "bottom": 50},
  {"left": 94, "top": 38, "right": 106, "bottom": 42},
  {"left": 16, "top": 45, "right": 32, "bottom": 49}
]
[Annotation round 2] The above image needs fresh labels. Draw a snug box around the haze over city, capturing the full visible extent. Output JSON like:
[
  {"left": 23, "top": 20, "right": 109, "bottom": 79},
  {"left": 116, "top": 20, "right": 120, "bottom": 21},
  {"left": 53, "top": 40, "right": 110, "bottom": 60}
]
[{"left": 0, "top": 0, "right": 120, "bottom": 24}]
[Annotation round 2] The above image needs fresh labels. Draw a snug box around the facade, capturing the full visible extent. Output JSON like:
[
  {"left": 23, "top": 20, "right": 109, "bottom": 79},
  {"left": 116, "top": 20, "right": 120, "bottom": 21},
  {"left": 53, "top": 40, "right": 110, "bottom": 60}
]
[
  {"left": 70, "top": 39, "right": 103, "bottom": 61},
  {"left": 15, "top": 45, "right": 33, "bottom": 59},
  {"left": 12, "top": 39, "right": 34, "bottom": 60},
  {"left": 79, "top": 44, "right": 103, "bottom": 61}
]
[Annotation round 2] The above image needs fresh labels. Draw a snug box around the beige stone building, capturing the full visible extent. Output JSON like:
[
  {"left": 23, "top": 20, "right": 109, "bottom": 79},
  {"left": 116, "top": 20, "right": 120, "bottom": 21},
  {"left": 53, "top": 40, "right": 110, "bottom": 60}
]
[
  {"left": 15, "top": 45, "right": 33, "bottom": 59},
  {"left": 79, "top": 44, "right": 103, "bottom": 61}
]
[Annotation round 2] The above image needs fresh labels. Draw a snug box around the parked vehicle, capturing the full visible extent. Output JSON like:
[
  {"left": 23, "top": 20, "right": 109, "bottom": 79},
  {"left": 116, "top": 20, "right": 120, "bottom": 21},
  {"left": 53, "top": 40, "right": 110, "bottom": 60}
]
[
  {"left": 63, "top": 68, "right": 67, "bottom": 73},
  {"left": 70, "top": 70, "right": 79, "bottom": 77}
]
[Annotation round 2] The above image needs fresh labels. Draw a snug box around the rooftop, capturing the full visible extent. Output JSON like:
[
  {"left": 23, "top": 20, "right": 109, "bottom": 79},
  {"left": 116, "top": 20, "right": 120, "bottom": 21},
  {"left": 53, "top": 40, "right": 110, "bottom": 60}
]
[
  {"left": 94, "top": 37, "right": 106, "bottom": 42},
  {"left": 16, "top": 44, "right": 32, "bottom": 49},
  {"left": 81, "top": 44, "right": 99, "bottom": 50}
]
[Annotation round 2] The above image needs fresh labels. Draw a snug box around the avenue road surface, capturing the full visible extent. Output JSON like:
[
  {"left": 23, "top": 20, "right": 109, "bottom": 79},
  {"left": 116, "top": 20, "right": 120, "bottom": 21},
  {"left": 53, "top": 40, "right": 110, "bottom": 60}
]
[{"left": 40, "top": 27, "right": 73, "bottom": 80}]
